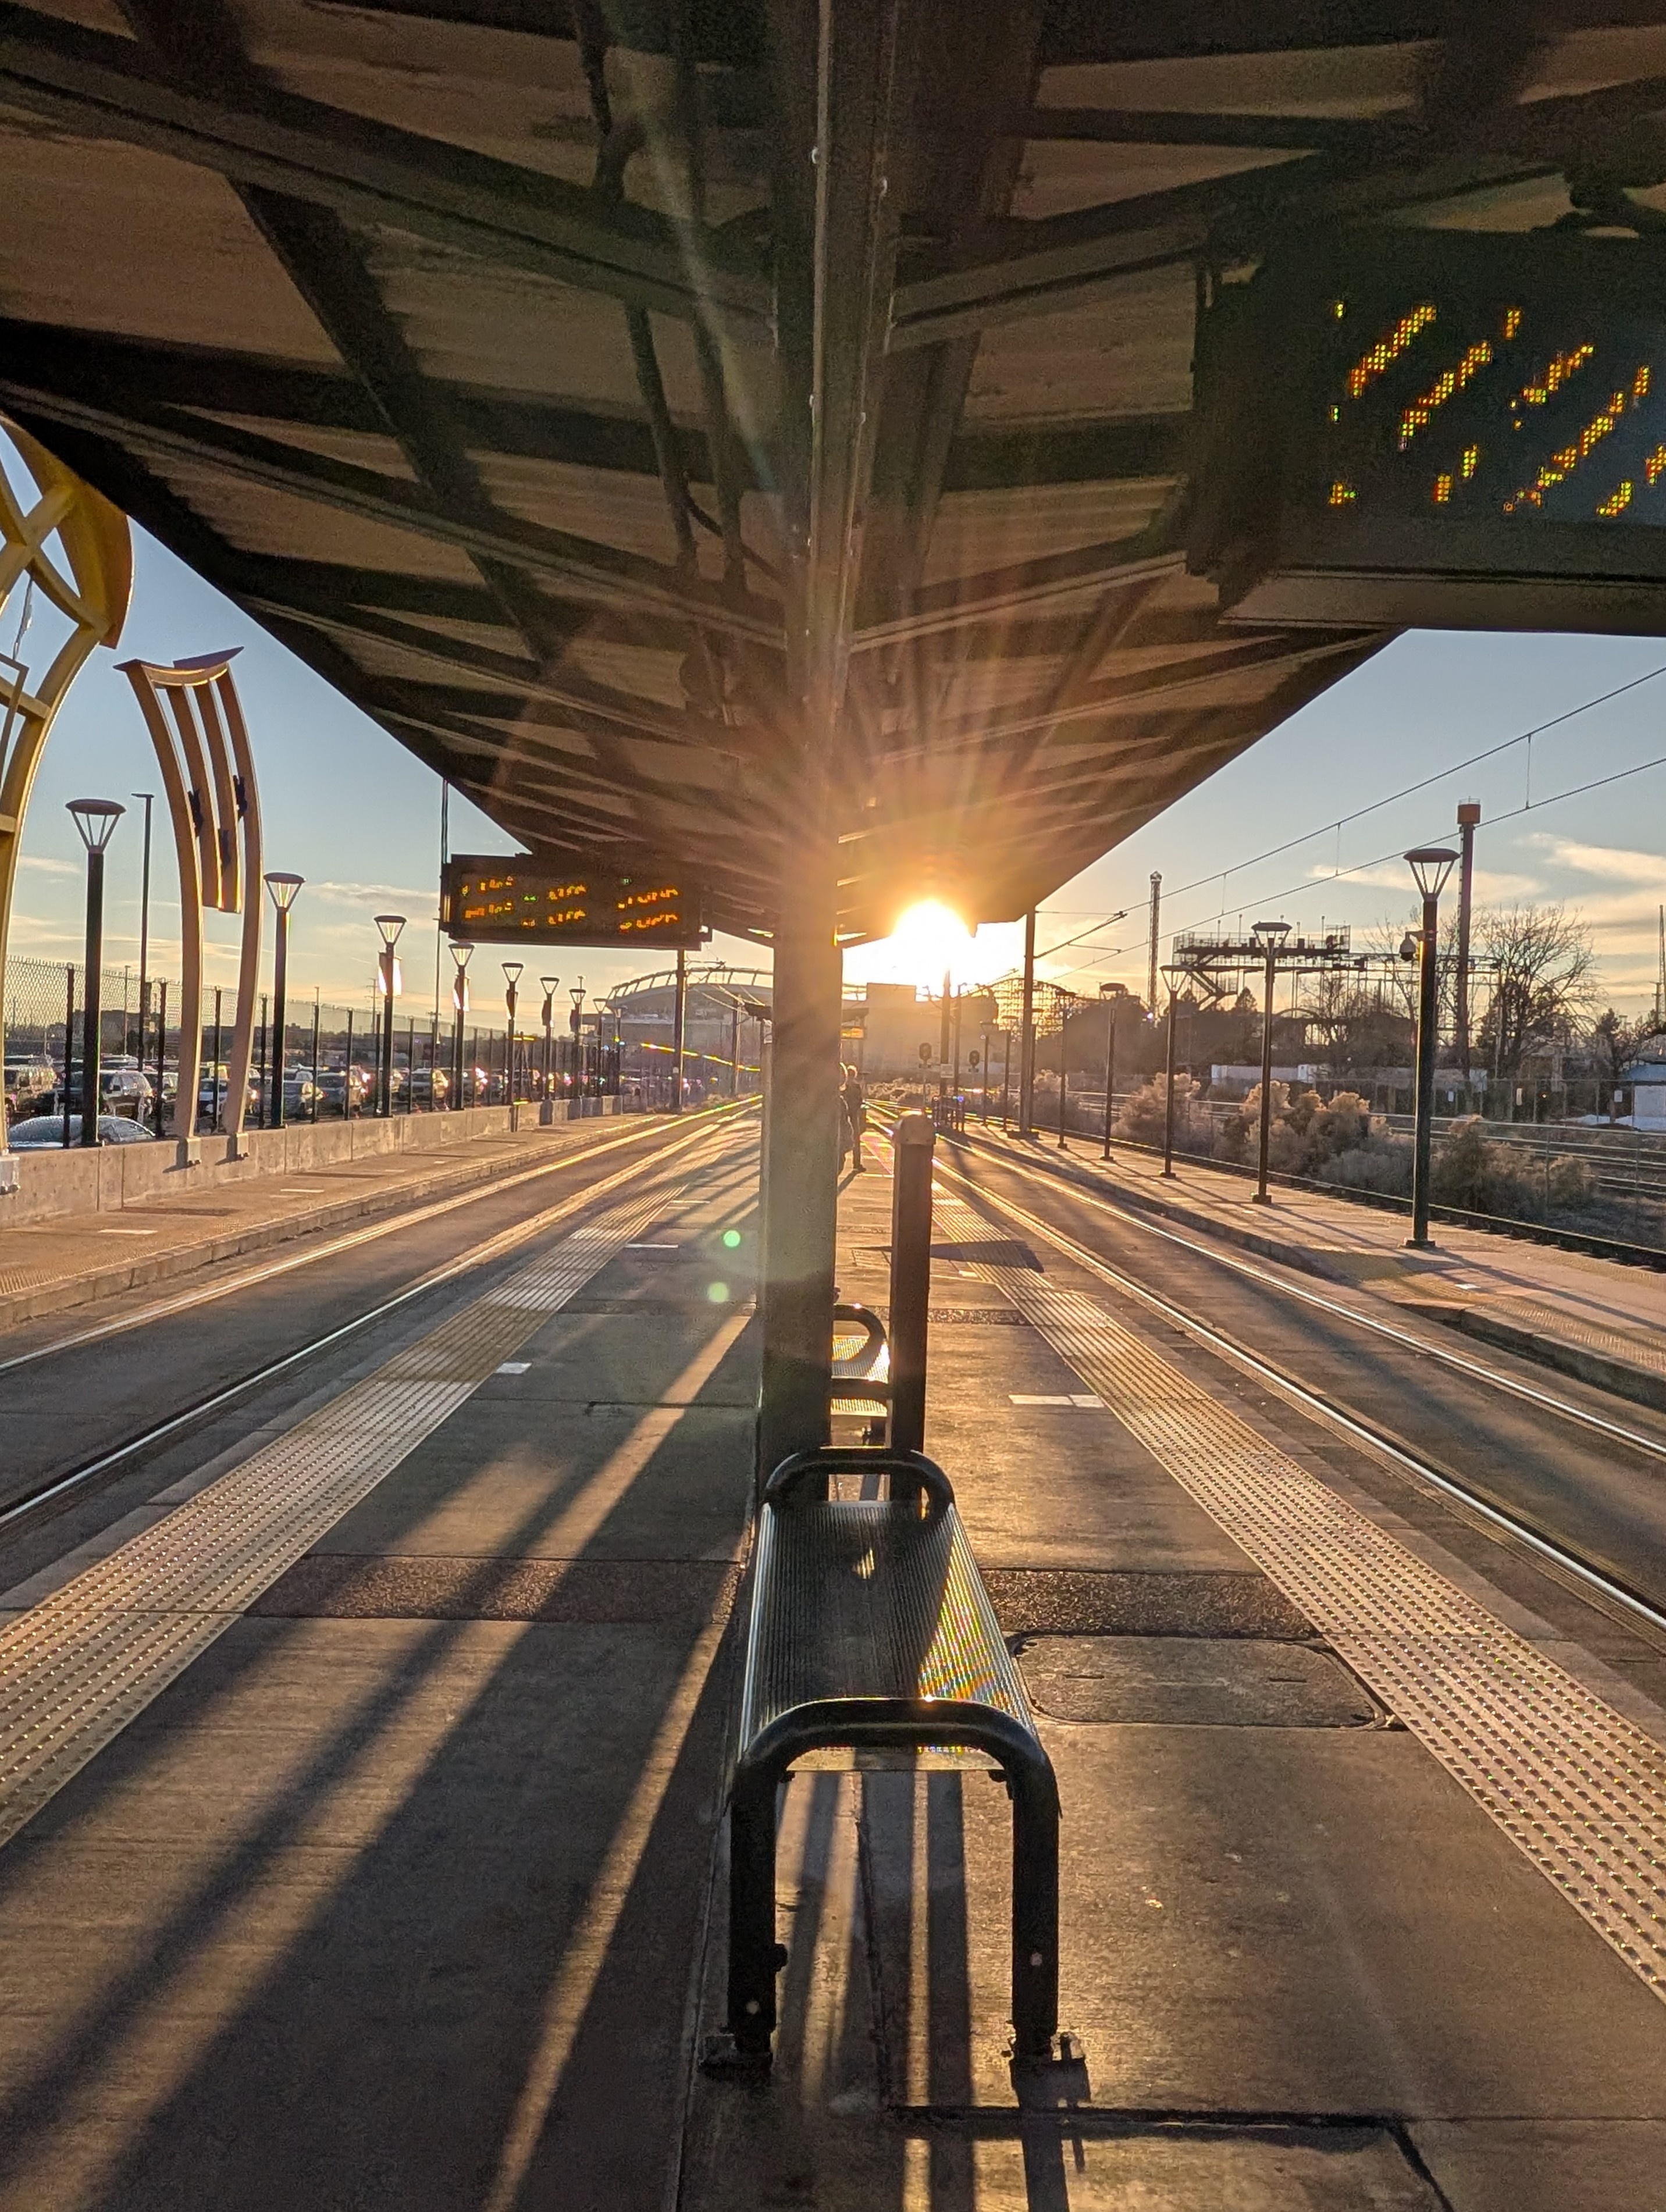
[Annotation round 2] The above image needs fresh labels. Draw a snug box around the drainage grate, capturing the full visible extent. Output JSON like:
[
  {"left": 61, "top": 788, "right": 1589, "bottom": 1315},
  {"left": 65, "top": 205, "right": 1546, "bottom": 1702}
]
[
  {"left": 930, "top": 1192, "right": 1666, "bottom": 2001},
  {"left": 0, "top": 1186, "right": 676, "bottom": 1850}
]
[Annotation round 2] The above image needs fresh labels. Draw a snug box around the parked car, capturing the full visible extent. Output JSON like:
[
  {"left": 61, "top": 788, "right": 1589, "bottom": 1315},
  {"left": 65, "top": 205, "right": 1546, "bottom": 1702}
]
[
  {"left": 315, "top": 1066, "right": 371, "bottom": 1116},
  {"left": 404, "top": 1067, "right": 450, "bottom": 1107},
  {"left": 281, "top": 1064, "right": 321, "bottom": 1113},
  {"left": 3, "top": 1059, "right": 58, "bottom": 1114},
  {"left": 34, "top": 1067, "right": 156, "bottom": 1120},
  {"left": 8, "top": 1113, "right": 154, "bottom": 1148}
]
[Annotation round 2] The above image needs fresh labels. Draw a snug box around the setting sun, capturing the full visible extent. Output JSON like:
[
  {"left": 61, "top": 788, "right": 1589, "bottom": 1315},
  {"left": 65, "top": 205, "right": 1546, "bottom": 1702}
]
[{"left": 843, "top": 900, "right": 1023, "bottom": 992}]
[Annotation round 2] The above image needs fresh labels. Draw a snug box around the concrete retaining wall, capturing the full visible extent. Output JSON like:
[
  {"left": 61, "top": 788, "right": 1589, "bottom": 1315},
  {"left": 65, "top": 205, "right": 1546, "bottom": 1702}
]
[{"left": 0, "top": 1097, "right": 621, "bottom": 1225}]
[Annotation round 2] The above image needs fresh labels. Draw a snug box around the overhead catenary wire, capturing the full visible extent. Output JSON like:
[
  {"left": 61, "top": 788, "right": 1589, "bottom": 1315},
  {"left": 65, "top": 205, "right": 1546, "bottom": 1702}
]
[{"left": 1034, "top": 657, "right": 1666, "bottom": 984}]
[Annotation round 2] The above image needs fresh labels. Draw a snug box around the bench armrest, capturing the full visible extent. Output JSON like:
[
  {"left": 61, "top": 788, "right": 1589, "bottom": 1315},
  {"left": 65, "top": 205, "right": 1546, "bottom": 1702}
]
[{"left": 763, "top": 1445, "right": 955, "bottom": 1510}]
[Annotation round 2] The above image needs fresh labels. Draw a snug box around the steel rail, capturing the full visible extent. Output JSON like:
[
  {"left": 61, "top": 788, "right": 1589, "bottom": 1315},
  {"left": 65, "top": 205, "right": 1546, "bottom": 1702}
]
[
  {"left": 0, "top": 1100, "right": 756, "bottom": 1381},
  {"left": 927, "top": 1141, "right": 1666, "bottom": 1641},
  {"left": 945, "top": 1127, "right": 1666, "bottom": 1466},
  {"left": 0, "top": 1116, "right": 752, "bottom": 1533}
]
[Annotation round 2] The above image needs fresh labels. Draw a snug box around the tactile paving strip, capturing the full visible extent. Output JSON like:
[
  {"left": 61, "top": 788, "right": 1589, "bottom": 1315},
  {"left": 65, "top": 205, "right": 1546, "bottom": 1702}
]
[
  {"left": 931, "top": 1191, "right": 1666, "bottom": 2000},
  {"left": 0, "top": 1185, "right": 677, "bottom": 1850}
]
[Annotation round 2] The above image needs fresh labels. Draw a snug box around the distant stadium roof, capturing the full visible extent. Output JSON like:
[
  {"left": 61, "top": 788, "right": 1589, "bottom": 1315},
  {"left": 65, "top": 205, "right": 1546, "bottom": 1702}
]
[{"left": 3, "top": 2, "right": 1663, "bottom": 935}]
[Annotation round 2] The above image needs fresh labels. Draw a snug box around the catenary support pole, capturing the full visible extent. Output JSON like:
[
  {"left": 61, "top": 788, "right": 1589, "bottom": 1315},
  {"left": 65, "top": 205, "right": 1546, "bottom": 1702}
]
[
  {"left": 1252, "top": 937, "right": 1277, "bottom": 1205},
  {"left": 1454, "top": 801, "right": 1479, "bottom": 1110},
  {"left": 1018, "top": 908, "right": 1036, "bottom": 1136},
  {"left": 1162, "top": 980, "right": 1180, "bottom": 1177},
  {"left": 671, "top": 946, "right": 687, "bottom": 1112},
  {"left": 888, "top": 1109, "right": 935, "bottom": 1455},
  {"left": 1101, "top": 991, "right": 1115, "bottom": 1159}
]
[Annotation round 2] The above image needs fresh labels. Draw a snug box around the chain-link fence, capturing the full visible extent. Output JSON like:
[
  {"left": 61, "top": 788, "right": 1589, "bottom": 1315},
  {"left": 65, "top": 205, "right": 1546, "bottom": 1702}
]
[{"left": 0, "top": 956, "right": 621, "bottom": 1132}]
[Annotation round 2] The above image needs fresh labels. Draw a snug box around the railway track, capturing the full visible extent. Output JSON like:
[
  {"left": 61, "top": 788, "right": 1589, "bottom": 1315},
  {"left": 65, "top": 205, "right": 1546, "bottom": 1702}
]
[
  {"left": 0, "top": 1108, "right": 753, "bottom": 1536},
  {"left": 924, "top": 1123, "right": 1666, "bottom": 1647}
]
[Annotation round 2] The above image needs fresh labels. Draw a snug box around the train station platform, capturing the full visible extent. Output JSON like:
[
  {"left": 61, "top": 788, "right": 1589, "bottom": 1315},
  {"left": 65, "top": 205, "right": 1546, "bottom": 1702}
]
[
  {"left": 970, "top": 1122, "right": 1666, "bottom": 1419},
  {"left": 0, "top": 1109, "right": 652, "bottom": 1331},
  {"left": 0, "top": 1116, "right": 1664, "bottom": 2210}
]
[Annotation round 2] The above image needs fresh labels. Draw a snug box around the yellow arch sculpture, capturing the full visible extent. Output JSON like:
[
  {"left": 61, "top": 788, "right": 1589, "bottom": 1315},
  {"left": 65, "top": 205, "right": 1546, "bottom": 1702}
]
[
  {"left": 118, "top": 653, "right": 264, "bottom": 1141},
  {"left": 0, "top": 421, "right": 133, "bottom": 1138}
]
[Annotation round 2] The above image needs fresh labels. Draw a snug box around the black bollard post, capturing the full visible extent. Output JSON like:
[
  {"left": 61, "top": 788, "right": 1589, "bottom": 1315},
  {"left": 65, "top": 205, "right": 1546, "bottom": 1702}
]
[{"left": 889, "top": 1109, "right": 935, "bottom": 1457}]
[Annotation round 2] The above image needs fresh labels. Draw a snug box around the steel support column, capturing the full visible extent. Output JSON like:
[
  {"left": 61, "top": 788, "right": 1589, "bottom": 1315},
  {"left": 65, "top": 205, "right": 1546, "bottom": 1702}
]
[{"left": 756, "top": 852, "right": 843, "bottom": 1486}]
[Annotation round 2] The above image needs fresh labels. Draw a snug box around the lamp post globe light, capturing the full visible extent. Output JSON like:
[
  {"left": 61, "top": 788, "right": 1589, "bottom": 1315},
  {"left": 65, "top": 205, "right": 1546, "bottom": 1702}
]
[
  {"left": 264, "top": 872, "right": 302, "bottom": 1128},
  {"left": 67, "top": 799, "right": 123, "bottom": 1148},
  {"left": 1405, "top": 847, "right": 1458, "bottom": 1249},
  {"left": 1249, "top": 918, "right": 1291, "bottom": 1205},
  {"left": 374, "top": 913, "right": 405, "bottom": 1117},
  {"left": 502, "top": 961, "right": 523, "bottom": 1130},
  {"left": 449, "top": 941, "right": 472, "bottom": 1107}
]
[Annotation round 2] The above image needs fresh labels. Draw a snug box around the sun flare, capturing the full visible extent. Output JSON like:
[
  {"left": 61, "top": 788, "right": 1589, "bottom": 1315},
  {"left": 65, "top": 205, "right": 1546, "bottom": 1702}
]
[{"left": 843, "top": 900, "right": 1021, "bottom": 993}]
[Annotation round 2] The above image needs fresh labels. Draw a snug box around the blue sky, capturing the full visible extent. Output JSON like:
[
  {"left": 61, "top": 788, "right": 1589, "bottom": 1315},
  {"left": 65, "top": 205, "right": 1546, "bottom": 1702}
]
[{"left": 8, "top": 444, "right": 1666, "bottom": 1018}]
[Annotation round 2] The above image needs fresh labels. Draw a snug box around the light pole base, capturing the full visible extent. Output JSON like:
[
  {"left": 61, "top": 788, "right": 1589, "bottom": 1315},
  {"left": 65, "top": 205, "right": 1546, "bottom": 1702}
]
[
  {"left": 539, "top": 1100, "right": 553, "bottom": 1126},
  {"left": 1250, "top": 1191, "right": 1272, "bottom": 1206},
  {"left": 1405, "top": 1235, "right": 1434, "bottom": 1250}
]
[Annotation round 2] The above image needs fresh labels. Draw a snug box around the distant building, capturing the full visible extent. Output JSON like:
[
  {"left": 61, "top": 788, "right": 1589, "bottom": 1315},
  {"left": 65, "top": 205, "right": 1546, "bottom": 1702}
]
[
  {"left": 1626, "top": 1058, "right": 1666, "bottom": 1130},
  {"left": 854, "top": 982, "right": 1000, "bottom": 1078}
]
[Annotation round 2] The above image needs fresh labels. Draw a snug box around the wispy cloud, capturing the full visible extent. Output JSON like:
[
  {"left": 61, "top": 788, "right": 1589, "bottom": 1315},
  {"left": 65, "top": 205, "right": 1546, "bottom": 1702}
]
[
  {"left": 304, "top": 879, "right": 437, "bottom": 912},
  {"left": 17, "top": 854, "right": 78, "bottom": 878},
  {"left": 1527, "top": 834, "right": 1666, "bottom": 885}
]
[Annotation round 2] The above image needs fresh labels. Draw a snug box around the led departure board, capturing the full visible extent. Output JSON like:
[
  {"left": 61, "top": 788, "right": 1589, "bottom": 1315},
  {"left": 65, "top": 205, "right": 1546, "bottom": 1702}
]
[
  {"left": 1190, "top": 231, "right": 1666, "bottom": 632},
  {"left": 441, "top": 857, "right": 704, "bottom": 948}
]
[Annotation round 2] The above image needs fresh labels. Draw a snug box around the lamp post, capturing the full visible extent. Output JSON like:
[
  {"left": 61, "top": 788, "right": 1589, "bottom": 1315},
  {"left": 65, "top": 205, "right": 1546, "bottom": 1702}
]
[
  {"left": 1405, "top": 846, "right": 1458, "bottom": 1249},
  {"left": 374, "top": 913, "right": 405, "bottom": 1117},
  {"left": 1250, "top": 918, "right": 1291, "bottom": 1205},
  {"left": 450, "top": 942, "right": 471, "bottom": 1107},
  {"left": 1099, "top": 982, "right": 1123, "bottom": 1160},
  {"left": 503, "top": 961, "right": 523, "bottom": 1130},
  {"left": 264, "top": 872, "right": 302, "bottom": 1128},
  {"left": 1160, "top": 966, "right": 1183, "bottom": 1178},
  {"left": 67, "top": 799, "right": 123, "bottom": 1147},
  {"left": 569, "top": 981, "right": 586, "bottom": 1103},
  {"left": 539, "top": 974, "right": 558, "bottom": 1124}
]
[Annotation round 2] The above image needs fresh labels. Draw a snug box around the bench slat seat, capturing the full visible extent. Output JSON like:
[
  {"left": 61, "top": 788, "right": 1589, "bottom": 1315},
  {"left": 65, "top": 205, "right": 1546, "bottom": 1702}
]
[{"left": 722, "top": 1448, "right": 1059, "bottom": 2068}]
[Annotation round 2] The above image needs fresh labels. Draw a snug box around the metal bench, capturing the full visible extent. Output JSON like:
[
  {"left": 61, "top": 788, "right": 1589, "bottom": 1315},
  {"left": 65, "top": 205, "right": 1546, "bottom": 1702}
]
[{"left": 715, "top": 1445, "right": 1060, "bottom": 2071}]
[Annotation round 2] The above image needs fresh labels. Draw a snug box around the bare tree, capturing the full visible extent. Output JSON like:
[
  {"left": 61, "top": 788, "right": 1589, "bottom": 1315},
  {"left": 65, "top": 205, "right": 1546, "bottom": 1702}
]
[
  {"left": 1297, "top": 964, "right": 1412, "bottom": 1075},
  {"left": 1473, "top": 903, "right": 1595, "bottom": 1083}
]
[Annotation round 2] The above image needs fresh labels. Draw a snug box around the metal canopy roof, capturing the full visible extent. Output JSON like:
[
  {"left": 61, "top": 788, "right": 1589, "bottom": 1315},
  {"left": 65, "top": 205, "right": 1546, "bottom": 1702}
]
[{"left": 2, "top": 2, "right": 1665, "bottom": 939}]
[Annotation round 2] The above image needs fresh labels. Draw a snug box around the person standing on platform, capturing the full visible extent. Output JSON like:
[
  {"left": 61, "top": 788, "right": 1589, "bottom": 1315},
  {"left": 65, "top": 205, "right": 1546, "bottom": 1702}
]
[{"left": 841, "top": 1064, "right": 866, "bottom": 1173}]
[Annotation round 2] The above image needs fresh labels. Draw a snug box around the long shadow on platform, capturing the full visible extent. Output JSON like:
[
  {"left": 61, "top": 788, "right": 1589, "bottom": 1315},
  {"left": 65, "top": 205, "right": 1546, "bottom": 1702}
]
[{"left": 0, "top": 1310, "right": 760, "bottom": 2211}]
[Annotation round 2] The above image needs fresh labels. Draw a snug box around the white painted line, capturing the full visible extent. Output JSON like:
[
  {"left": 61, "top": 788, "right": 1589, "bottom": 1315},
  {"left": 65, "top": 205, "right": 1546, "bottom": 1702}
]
[
  {"left": 95, "top": 1228, "right": 158, "bottom": 1237},
  {"left": 1070, "top": 1392, "right": 1106, "bottom": 1408},
  {"left": 495, "top": 1361, "right": 531, "bottom": 1375},
  {"left": 1009, "top": 1394, "right": 1075, "bottom": 1406},
  {"left": 626, "top": 1241, "right": 679, "bottom": 1250}
]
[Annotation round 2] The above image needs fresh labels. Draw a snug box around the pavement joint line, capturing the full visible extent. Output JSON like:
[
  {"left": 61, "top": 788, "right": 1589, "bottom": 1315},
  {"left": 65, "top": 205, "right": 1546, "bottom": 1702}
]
[
  {"left": 0, "top": 1118, "right": 747, "bottom": 1533},
  {"left": 0, "top": 1102, "right": 755, "bottom": 1377},
  {"left": 926, "top": 1181, "right": 1666, "bottom": 2006},
  {"left": 0, "top": 1163, "right": 745, "bottom": 1852}
]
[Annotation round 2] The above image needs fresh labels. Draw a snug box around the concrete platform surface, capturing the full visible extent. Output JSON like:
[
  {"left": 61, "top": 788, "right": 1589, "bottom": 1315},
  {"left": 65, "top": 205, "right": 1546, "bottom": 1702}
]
[{"left": 0, "top": 1120, "right": 1661, "bottom": 2209}]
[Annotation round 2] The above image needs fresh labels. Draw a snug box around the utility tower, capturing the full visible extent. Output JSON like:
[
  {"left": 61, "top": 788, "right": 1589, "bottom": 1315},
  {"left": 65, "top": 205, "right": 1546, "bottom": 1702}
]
[{"left": 1146, "top": 873, "right": 1161, "bottom": 1017}]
